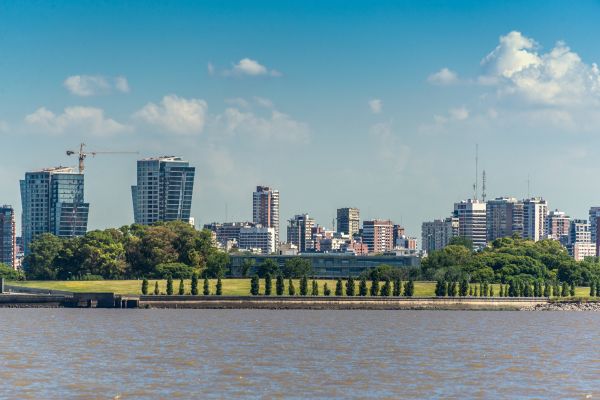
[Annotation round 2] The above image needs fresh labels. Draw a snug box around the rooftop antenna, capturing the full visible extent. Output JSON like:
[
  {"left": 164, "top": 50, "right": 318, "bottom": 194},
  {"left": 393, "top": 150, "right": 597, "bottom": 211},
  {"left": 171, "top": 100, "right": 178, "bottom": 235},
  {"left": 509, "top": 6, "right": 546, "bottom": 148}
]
[
  {"left": 473, "top": 144, "right": 479, "bottom": 200},
  {"left": 482, "top": 170, "right": 487, "bottom": 202}
]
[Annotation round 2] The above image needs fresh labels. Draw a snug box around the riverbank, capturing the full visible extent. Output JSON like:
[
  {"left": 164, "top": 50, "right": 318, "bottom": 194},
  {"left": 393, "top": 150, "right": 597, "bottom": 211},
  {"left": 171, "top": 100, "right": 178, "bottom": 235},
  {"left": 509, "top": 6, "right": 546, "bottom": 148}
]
[{"left": 521, "top": 300, "right": 600, "bottom": 311}]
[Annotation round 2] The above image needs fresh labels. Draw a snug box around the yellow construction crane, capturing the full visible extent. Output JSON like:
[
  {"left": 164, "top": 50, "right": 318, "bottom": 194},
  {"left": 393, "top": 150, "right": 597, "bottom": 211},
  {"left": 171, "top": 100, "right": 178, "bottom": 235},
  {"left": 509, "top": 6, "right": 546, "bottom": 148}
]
[{"left": 66, "top": 143, "right": 139, "bottom": 174}]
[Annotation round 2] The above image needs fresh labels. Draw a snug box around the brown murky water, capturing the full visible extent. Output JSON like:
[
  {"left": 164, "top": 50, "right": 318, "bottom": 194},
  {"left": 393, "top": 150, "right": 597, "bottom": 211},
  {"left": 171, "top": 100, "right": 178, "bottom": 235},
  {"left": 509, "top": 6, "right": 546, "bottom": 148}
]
[{"left": 1, "top": 309, "right": 599, "bottom": 399}]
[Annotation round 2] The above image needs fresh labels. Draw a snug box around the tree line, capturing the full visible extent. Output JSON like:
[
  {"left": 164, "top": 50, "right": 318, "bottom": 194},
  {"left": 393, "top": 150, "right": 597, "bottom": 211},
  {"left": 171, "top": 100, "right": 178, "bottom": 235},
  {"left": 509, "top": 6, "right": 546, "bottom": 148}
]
[
  {"left": 140, "top": 274, "right": 224, "bottom": 296},
  {"left": 433, "top": 278, "right": 577, "bottom": 297}
]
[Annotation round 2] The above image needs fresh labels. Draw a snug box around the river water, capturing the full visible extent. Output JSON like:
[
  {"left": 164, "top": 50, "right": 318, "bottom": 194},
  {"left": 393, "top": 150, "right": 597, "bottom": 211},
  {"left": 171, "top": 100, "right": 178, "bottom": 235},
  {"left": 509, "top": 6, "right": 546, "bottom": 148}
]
[{"left": 1, "top": 309, "right": 599, "bottom": 399}]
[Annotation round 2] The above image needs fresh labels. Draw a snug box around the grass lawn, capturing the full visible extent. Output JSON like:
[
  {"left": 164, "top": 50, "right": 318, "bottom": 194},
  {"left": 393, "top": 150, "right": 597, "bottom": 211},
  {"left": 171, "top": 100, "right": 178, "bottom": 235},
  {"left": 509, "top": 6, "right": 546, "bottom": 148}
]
[{"left": 6, "top": 279, "right": 594, "bottom": 298}]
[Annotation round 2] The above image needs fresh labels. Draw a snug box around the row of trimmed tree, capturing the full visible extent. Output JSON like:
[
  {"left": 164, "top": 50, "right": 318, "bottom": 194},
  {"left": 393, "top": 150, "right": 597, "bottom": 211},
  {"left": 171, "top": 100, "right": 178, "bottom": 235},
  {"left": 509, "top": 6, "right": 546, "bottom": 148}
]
[
  {"left": 249, "top": 274, "right": 415, "bottom": 297},
  {"left": 434, "top": 278, "right": 577, "bottom": 298},
  {"left": 141, "top": 274, "right": 223, "bottom": 295}
]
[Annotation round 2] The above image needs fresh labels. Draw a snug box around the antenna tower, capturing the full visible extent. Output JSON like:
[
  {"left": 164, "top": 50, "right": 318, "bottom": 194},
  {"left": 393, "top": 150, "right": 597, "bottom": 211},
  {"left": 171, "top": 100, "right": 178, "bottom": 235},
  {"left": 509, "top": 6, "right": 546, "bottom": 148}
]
[{"left": 482, "top": 170, "right": 487, "bottom": 202}]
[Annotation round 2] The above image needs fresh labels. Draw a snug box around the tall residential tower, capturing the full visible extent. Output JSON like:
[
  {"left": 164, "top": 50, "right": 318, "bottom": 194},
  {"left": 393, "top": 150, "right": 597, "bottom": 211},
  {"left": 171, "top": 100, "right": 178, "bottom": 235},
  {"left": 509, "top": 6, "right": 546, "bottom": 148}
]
[
  {"left": 252, "top": 186, "right": 280, "bottom": 249},
  {"left": 0, "top": 205, "right": 16, "bottom": 268},
  {"left": 131, "top": 157, "right": 195, "bottom": 225},
  {"left": 337, "top": 207, "right": 360, "bottom": 237}
]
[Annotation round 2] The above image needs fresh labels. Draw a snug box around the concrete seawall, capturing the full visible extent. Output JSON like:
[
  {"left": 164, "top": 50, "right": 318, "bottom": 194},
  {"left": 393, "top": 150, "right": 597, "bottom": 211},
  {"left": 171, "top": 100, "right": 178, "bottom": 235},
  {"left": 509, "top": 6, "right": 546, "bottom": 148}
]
[{"left": 139, "top": 296, "right": 550, "bottom": 310}]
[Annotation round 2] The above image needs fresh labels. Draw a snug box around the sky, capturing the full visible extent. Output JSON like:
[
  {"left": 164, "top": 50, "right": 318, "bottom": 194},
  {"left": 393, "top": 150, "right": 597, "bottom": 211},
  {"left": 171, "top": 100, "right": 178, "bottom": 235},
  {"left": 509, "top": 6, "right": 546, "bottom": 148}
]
[{"left": 2, "top": 0, "right": 600, "bottom": 240}]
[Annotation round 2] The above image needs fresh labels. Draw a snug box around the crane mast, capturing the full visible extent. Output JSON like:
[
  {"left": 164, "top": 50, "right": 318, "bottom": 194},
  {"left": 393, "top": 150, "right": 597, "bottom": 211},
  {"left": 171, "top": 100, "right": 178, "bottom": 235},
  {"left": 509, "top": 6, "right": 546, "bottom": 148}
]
[{"left": 66, "top": 143, "right": 138, "bottom": 173}]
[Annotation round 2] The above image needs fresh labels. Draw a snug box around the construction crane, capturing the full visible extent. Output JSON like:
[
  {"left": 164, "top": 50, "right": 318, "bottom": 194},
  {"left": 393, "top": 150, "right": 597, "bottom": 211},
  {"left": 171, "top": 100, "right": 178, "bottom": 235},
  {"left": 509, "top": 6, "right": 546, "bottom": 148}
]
[{"left": 66, "top": 143, "right": 138, "bottom": 174}]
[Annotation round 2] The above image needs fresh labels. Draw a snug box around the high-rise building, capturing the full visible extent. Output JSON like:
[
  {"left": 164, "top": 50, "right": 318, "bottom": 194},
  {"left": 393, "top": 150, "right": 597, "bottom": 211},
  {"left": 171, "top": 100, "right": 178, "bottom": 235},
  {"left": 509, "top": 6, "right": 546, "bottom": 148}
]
[
  {"left": 131, "top": 157, "right": 195, "bottom": 225},
  {"left": 522, "top": 198, "right": 548, "bottom": 241},
  {"left": 239, "top": 225, "right": 276, "bottom": 255},
  {"left": 253, "top": 186, "right": 280, "bottom": 249},
  {"left": 392, "top": 224, "right": 406, "bottom": 247},
  {"left": 589, "top": 207, "right": 600, "bottom": 254},
  {"left": 421, "top": 217, "right": 459, "bottom": 253},
  {"left": 362, "top": 219, "right": 393, "bottom": 253},
  {"left": 546, "top": 210, "right": 570, "bottom": 242},
  {"left": 0, "top": 205, "right": 16, "bottom": 268},
  {"left": 337, "top": 207, "right": 360, "bottom": 237},
  {"left": 567, "top": 219, "right": 596, "bottom": 261},
  {"left": 203, "top": 222, "right": 254, "bottom": 247},
  {"left": 20, "top": 167, "right": 89, "bottom": 255},
  {"left": 287, "top": 214, "right": 315, "bottom": 252},
  {"left": 486, "top": 197, "right": 523, "bottom": 242},
  {"left": 453, "top": 199, "right": 487, "bottom": 249}
]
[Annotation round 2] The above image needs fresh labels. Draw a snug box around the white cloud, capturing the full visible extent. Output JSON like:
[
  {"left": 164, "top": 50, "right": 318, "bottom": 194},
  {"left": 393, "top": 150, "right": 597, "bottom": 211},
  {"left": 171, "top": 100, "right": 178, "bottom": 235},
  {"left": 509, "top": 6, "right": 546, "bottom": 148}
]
[
  {"left": 215, "top": 107, "right": 309, "bottom": 143},
  {"left": 25, "top": 106, "right": 130, "bottom": 136},
  {"left": 134, "top": 95, "right": 208, "bottom": 135},
  {"left": 427, "top": 68, "right": 459, "bottom": 85},
  {"left": 369, "top": 98, "right": 383, "bottom": 114},
  {"left": 480, "top": 31, "right": 600, "bottom": 106},
  {"left": 217, "top": 58, "right": 281, "bottom": 78},
  {"left": 254, "top": 96, "right": 275, "bottom": 109},
  {"left": 449, "top": 106, "right": 469, "bottom": 120},
  {"left": 225, "top": 97, "right": 250, "bottom": 108},
  {"left": 63, "top": 75, "right": 131, "bottom": 96}
]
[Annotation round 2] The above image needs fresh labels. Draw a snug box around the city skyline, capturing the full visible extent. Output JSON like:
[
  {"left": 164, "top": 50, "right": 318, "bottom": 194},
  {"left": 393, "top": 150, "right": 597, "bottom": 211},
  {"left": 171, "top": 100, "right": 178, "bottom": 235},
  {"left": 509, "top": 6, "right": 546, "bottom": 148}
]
[{"left": 2, "top": 1, "right": 600, "bottom": 239}]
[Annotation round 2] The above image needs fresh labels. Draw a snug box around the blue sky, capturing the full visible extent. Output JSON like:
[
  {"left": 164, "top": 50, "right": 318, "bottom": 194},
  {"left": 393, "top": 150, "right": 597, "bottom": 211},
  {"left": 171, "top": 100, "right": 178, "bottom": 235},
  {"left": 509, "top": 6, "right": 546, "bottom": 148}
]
[{"left": 2, "top": 0, "right": 600, "bottom": 239}]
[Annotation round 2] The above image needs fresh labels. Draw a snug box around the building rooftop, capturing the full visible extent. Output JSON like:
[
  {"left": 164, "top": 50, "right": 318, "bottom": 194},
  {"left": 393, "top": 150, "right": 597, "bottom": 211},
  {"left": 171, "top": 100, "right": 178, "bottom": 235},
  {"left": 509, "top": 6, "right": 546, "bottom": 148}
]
[
  {"left": 139, "top": 156, "right": 185, "bottom": 162},
  {"left": 28, "top": 166, "right": 76, "bottom": 174}
]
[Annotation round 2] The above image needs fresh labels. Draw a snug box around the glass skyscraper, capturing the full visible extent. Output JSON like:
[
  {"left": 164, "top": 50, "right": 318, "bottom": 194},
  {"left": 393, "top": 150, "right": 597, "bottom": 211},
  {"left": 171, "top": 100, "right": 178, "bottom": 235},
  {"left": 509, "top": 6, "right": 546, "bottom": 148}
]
[
  {"left": 131, "top": 157, "right": 195, "bottom": 225},
  {"left": 20, "top": 167, "right": 89, "bottom": 255},
  {"left": 0, "top": 205, "right": 16, "bottom": 268}
]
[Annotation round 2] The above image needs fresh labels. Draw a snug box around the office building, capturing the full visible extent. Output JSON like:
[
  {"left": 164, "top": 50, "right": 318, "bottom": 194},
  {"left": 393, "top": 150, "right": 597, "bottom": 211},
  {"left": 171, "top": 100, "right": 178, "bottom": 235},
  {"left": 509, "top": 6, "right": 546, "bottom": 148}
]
[
  {"left": 203, "top": 222, "right": 254, "bottom": 247},
  {"left": 238, "top": 225, "right": 276, "bottom": 255},
  {"left": 362, "top": 219, "right": 394, "bottom": 253},
  {"left": 453, "top": 199, "right": 487, "bottom": 249},
  {"left": 546, "top": 210, "right": 570, "bottom": 241},
  {"left": 589, "top": 207, "right": 600, "bottom": 254},
  {"left": 522, "top": 198, "right": 548, "bottom": 242},
  {"left": 421, "top": 217, "right": 459, "bottom": 253},
  {"left": 337, "top": 207, "right": 360, "bottom": 237},
  {"left": 0, "top": 205, "right": 16, "bottom": 268},
  {"left": 253, "top": 186, "right": 280, "bottom": 249},
  {"left": 20, "top": 167, "right": 89, "bottom": 255},
  {"left": 131, "top": 157, "right": 195, "bottom": 225},
  {"left": 486, "top": 197, "right": 523, "bottom": 241},
  {"left": 567, "top": 219, "right": 596, "bottom": 260},
  {"left": 287, "top": 214, "right": 315, "bottom": 252}
]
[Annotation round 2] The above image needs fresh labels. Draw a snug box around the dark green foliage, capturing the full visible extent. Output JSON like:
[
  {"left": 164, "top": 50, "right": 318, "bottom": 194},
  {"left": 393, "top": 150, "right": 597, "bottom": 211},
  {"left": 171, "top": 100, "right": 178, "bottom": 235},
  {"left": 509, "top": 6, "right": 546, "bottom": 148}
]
[
  {"left": 166, "top": 276, "right": 173, "bottom": 295},
  {"left": 570, "top": 282, "right": 575, "bottom": 297},
  {"left": 250, "top": 275, "right": 260, "bottom": 295},
  {"left": 154, "top": 281, "right": 160, "bottom": 295},
  {"left": 282, "top": 258, "right": 313, "bottom": 278},
  {"left": 489, "top": 284, "right": 494, "bottom": 297},
  {"left": 240, "top": 259, "right": 255, "bottom": 278},
  {"left": 311, "top": 280, "right": 319, "bottom": 296},
  {"left": 216, "top": 278, "right": 222, "bottom": 295},
  {"left": 469, "top": 285, "right": 474, "bottom": 296},
  {"left": 561, "top": 281, "right": 569, "bottom": 297},
  {"left": 178, "top": 278, "right": 185, "bottom": 295},
  {"left": 335, "top": 278, "right": 343, "bottom": 296},
  {"left": 276, "top": 275, "right": 284, "bottom": 296},
  {"left": 141, "top": 278, "right": 149, "bottom": 295},
  {"left": 370, "top": 278, "right": 379, "bottom": 296},
  {"left": 346, "top": 277, "right": 355, "bottom": 296},
  {"left": 435, "top": 280, "right": 445, "bottom": 297},
  {"left": 474, "top": 285, "right": 479, "bottom": 297},
  {"left": 288, "top": 279, "right": 296, "bottom": 296},
  {"left": 323, "top": 283, "right": 331, "bottom": 296},
  {"left": 499, "top": 284, "right": 503, "bottom": 297},
  {"left": 264, "top": 273, "right": 272, "bottom": 296},
  {"left": 478, "top": 283, "right": 483, "bottom": 297},
  {"left": 0, "top": 263, "right": 25, "bottom": 280},
  {"left": 205, "top": 252, "right": 230, "bottom": 278},
  {"left": 155, "top": 262, "right": 196, "bottom": 279},
  {"left": 203, "top": 277, "right": 210, "bottom": 296},
  {"left": 191, "top": 273, "right": 199, "bottom": 295},
  {"left": 393, "top": 278, "right": 401, "bottom": 296},
  {"left": 359, "top": 277, "right": 368, "bottom": 296},
  {"left": 404, "top": 279, "right": 415, "bottom": 297},
  {"left": 543, "top": 281, "right": 550, "bottom": 297},
  {"left": 590, "top": 280, "right": 596, "bottom": 297},
  {"left": 554, "top": 281, "right": 560, "bottom": 298},
  {"left": 299, "top": 275, "right": 308, "bottom": 296},
  {"left": 447, "top": 281, "right": 456, "bottom": 297},
  {"left": 459, "top": 278, "right": 469, "bottom": 297},
  {"left": 482, "top": 282, "right": 489, "bottom": 297},
  {"left": 381, "top": 278, "right": 391, "bottom": 296},
  {"left": 257, "top": 259, "right": 280, "bottom": 278},
  {"left": 523, "top": 282, "right": 530, "bottom": 297},
  {"left": 361, "top": 264, "right": 405, "bottom": 281},
  {"left": 596, "top": 279, "right": 600, "bottom": 297}
]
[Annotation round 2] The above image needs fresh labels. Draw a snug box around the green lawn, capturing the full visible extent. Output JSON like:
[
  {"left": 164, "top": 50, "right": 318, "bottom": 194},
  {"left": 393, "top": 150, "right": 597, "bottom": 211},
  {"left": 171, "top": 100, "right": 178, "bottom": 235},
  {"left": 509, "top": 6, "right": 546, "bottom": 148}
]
[{"left": 6, "top": 279, "right": 594, "bottom": 298}]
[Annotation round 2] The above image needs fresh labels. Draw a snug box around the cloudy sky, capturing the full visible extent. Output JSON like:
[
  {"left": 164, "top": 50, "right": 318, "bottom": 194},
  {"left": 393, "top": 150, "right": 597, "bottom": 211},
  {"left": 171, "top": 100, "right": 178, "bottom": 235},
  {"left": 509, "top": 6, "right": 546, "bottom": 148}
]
[{"left": 2, "top": 1, "right": 600, "bottom": 239}]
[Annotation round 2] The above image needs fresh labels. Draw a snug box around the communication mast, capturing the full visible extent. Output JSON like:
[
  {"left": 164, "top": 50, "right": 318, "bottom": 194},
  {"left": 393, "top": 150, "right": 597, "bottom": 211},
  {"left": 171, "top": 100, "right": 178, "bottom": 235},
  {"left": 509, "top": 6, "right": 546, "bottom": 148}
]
[{"left": 482, "top": 170, "right": 487, "bottom": 202}]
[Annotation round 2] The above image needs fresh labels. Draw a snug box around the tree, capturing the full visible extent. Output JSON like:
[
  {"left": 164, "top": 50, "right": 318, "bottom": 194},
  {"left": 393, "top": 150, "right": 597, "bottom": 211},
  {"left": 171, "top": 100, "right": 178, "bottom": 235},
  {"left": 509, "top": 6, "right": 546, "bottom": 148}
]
[
  {"left": 359, "top": 277, "right": 368, "bottom": 296},
  {"left": 141, "top": 278, "right": 149, "bottom": 295},
  {"left": 596, "top": 279, "right": 600, "bottom": 297},
  {"left": 203, "top": 277, "right": 210, "bottom": 296},
  {"left": 300, "top": 275, "right": 308, "bottom": 296},
  {"left": 288, "top": 278, "right": 296, "bottom": 296},
  {"left": 257, "top": 259, "right": 280, "bottom": 278},
  {"left": 250, "top": 275, "right": 260, "bottom": 295},
  {"left": 590, "top": 280, "right": 596, "bottom": 297},
  {"left": 474, "top": 285, "right": 479, "bottom": 297},
  {"left": 404, "top": 279, "right": 415, "bottom": 297},
  {"left": 483, "top": 282, "right": 489, "bottom": 297},
  {"left": 381, "top": 278, "right": 391, "bottom": 296},
  {"left": 191, "top": 273, "right": 199, "bottom": 295},
  {"left": 370, "top": 278, "right": 380, "bottom": 296},
  {"left": 561, "top": 281, "right": 569, "bottom": 297},
  {"left": 459, "top": 278, "right": 469, "bottom": 297},
  {"left": 264, "top": 273, "right": 272, "bottom": 296},
  {"left": 323, "top": 283, "right": 331, "bottom": 296},
  {"left": 22, "top": 233, "right": 64, "bottom": 280},
  {"left": 216, "top": 277, "right": 222, "bottom": 295},
  {"left": 276, "top": 275, "right": 284, "bottom": 296},
  {"left": 205, "top": 252, "right": 230, "bottom": 278},
  {"left": 489, "top": 284, "right": 494, "bottom": 297},
  {"left": 570, "top": 282, "right": 575, "bottom": 297},
  {"left": 311, "top": 279, "right": 319, "bottom": 296},
  {"left": 0, "top": 263, "right": 24, "bottom": 280},
  {"left": 393, "top": 278, "right": 401, "bottom": 296},
  {"left": 240, "top": 259, "right": 255, "bottom": 278},
  {"left": 499, "top": 284, "right": 503, "bottom": 297},
  {"left": 543, "top": 281, "right": 550, "bottom": 297},
  {"left": 448, "top": 281, "right": 457, "bottom": 297},
  {"left": 346, "top": 277, "right": 355, "bottom": 296},
  {"left": 154, "top": 281, "right": 160, "bottom": 295},
  {"left": 335, "top": 278, "right": 343, "bottom": 296},
  {"left": 435, "top": 280, "right": 445, "bottom": 297},
  {"left": 178, "top": 278, "right": 185, "bottom": 295},
  {"left": 554, "top": 281, "right": 561, "bottom": 298},
  {"left": 166, "top": 276, "right": 173, "bottom": 295},
  {"left": 282, "top": 258, "right": 312, "bottom": 278}
]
